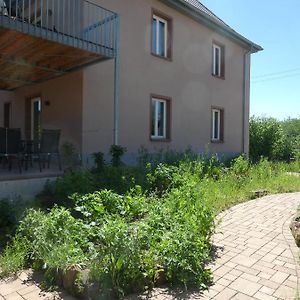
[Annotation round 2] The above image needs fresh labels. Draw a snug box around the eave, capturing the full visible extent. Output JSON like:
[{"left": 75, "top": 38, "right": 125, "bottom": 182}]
[{"left": 160, "top": 0, "right": 263, "bottom": 53}]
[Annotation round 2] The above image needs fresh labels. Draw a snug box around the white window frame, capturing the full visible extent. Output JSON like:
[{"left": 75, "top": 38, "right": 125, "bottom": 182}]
[
  {"left": 151, "top": 98, "right": 167, "bottom": 139},
  {"left": 152, "top": 14, "right": 168, "bottom": 58},
  {"left": 212, "top": 108, "right": 221, "bottom": 141},
  {"left": 213, "top": 44, "right": 222, "bottom": 77}
]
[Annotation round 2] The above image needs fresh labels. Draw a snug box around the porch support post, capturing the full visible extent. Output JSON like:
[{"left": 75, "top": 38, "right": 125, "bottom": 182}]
[{"left": 113, "top": 16, "right": 120, "bottom": 146}]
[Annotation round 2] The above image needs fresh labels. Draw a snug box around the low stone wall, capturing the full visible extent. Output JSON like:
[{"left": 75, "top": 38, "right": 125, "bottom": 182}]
[{"left": 0, "top": 177, "right": 58, "bottom": 200}]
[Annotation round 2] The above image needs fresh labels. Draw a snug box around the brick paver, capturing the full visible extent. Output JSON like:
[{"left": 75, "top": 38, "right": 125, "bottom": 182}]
[
  {"left": 1, "top": 193, "right": 300, "bottom": 300},
  {"left": 201, "top": 193, "right": 300, "bottom": 300},
  {"left": 0, "top": 271, "right": 75, "bottom": 300}
]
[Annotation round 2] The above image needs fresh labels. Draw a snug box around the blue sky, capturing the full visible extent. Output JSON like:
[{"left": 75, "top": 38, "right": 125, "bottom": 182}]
[{"left": 201, "top": 0, "right": 300, "bottom": 120}]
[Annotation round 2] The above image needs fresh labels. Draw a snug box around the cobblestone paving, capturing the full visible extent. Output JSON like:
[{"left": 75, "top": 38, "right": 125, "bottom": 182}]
[{"left": 1, "top": 193, "right": 300, "bottom": 300}]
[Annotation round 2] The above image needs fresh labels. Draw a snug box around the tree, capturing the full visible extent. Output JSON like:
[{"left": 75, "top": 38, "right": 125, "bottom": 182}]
[{"left": 249, "top": 116, "right": 285, "bottom": 161}]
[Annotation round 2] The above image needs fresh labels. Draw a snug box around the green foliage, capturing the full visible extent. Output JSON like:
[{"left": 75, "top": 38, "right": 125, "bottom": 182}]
[
  {"left": 110, "top": 145, "right": 127, "bottom": 167},
  {"left": 231, "top": 156, "right": 250, "bottom": 177},
  {"left": 0, "top": 198, "right": 32, "bottom": 248},
  {"left": 1, "top": 155, "right": 300, "bottom": 297},
  {"left": 72, "top": 186, "right": 147, "bottom": 223},
  {"left": 249, "top": 116, "right": 285, "bottom": 161},
  {"left": 0, "top": 235, "right": 29, "bottom": 277},
  {"left": 13, "top": 207, "right": 91, "bottom": 271},
  {"left": 93, "top": 152, "right": 105, "bottom": 172},
  {"left": 292, "top": 136, "right": 300, "bottom": 161},
  {"left": 147, "top": 163, "right": 182, "bottom": 193},
  {"left": 138, "top": 147, "right": 198, "bottom": 168},
  {"left": 41, "top": 170, "right": 96, "bottom": 206},
  {"left": 250, "top": 116, "right": 300, "bottom": 162},
  {"left": 60, "top": 142, "right": 81, "bottom": 171},
  {"left": 0, "top": 198, "right": 26, "bottom": 229}
]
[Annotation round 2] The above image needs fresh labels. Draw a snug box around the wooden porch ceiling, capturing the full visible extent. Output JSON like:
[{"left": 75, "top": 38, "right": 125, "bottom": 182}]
[{"left": 0, "top": 27, "right": 106, "bottom": 90}]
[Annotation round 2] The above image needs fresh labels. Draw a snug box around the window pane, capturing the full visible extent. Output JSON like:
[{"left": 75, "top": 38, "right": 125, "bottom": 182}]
[
  {"left": 214, "top": 111, "right": 219, "bottom": 139},
  {"left": 157, "top": 101, "right": 165, "bottom": 137},
  {"left": 215, "top": 48, "right": 220, "bottom": 76},
  {"left": 158, "top": 21, "right": 166, "bottom": 57},
  {"left": 151, "top": 101, "right": 156, "bottom": 136},
  {"left": 152, "top": 18, "right": 157, "bottom": 54}
]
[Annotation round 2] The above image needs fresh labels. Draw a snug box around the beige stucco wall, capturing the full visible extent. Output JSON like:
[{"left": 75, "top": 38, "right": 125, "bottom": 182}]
[
  {"left": 0, "top": 0, "right": 252, "bottom": 161},
  {"left": 0, "top": 72, "right": 83, "bottom": 151},
  {"left": 82, "top": 0, "right": 249, "bottom": 159}
]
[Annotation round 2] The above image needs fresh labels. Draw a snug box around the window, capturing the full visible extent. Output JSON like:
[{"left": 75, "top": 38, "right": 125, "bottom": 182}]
[
  {"left": 3, "top": 102, "right": 11, "bottom": 128},
  {"left": 151, "top": 96, "right": 171, "bottom": 140},
  {"left": 151, "top": 11, "right": 172, "bottom": 59},
  {"left": 212, "top": 43, "right": 225, "bottom": 78},
  {"left": 211, "top": 108, "right": 224, "bottom": 142}
]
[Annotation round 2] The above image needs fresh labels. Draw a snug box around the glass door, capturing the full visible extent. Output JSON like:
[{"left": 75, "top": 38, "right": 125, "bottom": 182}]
[{"left": 31, "top": 97, "right": 42, "bottom": 142}]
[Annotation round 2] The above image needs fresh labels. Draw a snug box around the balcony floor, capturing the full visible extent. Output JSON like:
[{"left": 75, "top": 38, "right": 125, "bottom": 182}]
[{"left": 0, "top": 26, "right": 106, "bottom": 90}]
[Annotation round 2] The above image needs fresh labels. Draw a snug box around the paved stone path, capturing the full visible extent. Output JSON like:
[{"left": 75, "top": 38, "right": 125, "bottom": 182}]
[
  {"left": 203, "top": 192, "right": 300, "bottom": 300},
  {"left": 1, "top": 193, "right": 300, "bottom": 300}
]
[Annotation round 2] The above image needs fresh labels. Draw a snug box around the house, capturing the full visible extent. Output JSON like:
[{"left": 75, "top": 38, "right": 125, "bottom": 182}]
[{"left": 0, "top": 0, "right": 262, "bottom": 181}]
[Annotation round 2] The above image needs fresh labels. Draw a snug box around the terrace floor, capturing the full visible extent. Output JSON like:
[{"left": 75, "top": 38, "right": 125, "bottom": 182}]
[
  {"left": 1, "top": 193, "right": 300, "bottom": 299},
  {"left": 0, "top": 163, "right": 63, "bottom": 182}
]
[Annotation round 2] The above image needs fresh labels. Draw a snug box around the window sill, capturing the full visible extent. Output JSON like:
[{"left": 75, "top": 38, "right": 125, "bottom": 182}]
[
  {"left": 211, "top": 139, "right": 224, "bottom": 144},
  {"left": 150, "top": 137, "right": 171, "bottom": 143},
  {"left": 151, "top": 52, "right": 172, "bottom": 62},
  {"left": 212, "top": 74, "right": 225, "bottom": 80}
]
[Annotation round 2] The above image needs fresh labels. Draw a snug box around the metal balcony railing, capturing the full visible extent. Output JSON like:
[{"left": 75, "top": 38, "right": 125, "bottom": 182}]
[{"left": 0, "top": 0, "right": 118, "bottom": 57}]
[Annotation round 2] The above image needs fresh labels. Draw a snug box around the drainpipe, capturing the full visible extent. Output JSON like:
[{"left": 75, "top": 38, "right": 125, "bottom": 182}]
[
  {"left": 242, "top": 47, "right": 252, "bottom": 156},
  {"left": 113, "top": 16, "right": 120, "bottom": 146}
]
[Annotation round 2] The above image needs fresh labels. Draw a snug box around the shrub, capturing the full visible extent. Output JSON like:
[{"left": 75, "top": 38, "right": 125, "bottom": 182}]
[
  {"left": 41, "top": 170, "right": 96, "bottom": 205},
  {"left": 292, "top": 136, "right": 300, "bottom": 161},
  {"left": 60, "top": 142, "right": 81, "bottom": 171},
  {"left": 0, "top": 198, "right": 31, "bottom": 248},
  {"left": 93, "top": 152, "right": 105, "bottom": 172},
  {"left": 0, "top": 198, "right": 25, "bottom": 229},
  {"left": 72, "top": 186, "right": 147, "bottom": 223},
  {"left": 0, "top": 235, "right": 29, "bottom": 277},
  {"left": 89, "top": 218, "right": 146, "bottom": 296},
  {"left": 249, "top": 116, "right": 285, "bottom": 161},
  {"left": 231, "top": 156, "right": 250, "bottom": 177},
  {"left": 17, "top": 207, "right": 90, "bottom": 271},
  {"left": 110, "top": 145, "right": 127, "bottom": 167}
]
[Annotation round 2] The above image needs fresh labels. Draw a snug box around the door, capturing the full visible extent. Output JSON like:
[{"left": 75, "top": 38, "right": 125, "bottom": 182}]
[
  {"left": 31, "top": 97, "right": 42, "bottom": 141},
  {"left": 3, "top": 102, "right": 11, "bottom": 128},
  {"left": 25, "top": 97, "right": 41, "bottom": 141}
]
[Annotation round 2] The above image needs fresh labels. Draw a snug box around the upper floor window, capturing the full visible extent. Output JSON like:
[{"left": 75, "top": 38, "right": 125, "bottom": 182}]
[
  {"left": 151, "top": 96, "right": 171, "bottom": 140},
  {"left": 212, "top": 43, "right": 225, "bottom": 78},
  {"left": 211, "top": 108, "right": 224, "bottom": 142},
  {"left": 152, "top": 11, "right": 172, "bottom": 59}
]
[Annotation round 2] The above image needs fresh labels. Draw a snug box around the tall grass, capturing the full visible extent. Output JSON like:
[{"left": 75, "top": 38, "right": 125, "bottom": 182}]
[{"left": 0, "top": 157, "right": 299, "bottom": 297}]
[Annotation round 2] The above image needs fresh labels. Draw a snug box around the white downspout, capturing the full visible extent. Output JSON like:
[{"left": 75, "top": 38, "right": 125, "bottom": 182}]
[
  {"left": 242, "top": 48, "right": 252, "bottom": 155},
  {"left": 113, "top": 16, "right": 120, "bottom": 145}
]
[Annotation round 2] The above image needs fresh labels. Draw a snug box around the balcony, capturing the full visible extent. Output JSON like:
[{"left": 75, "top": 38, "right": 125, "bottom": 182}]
[{"left": 0, "top": 0, "right": 119, "bottom": 90}]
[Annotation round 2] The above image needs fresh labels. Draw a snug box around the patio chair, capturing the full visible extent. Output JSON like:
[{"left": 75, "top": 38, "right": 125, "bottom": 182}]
[
  {"left": 7, "top": 128, "right": 23, "bottom": 172},
  {"left": 0, "top": 128, "right": 23, "bottom": 173},
  {"left": 37, "top": 129, "right": 62, "bottom": 172},
  {"left": 0, "top": 0, "right": 8, "bottom": 16},
  {"left": 0, "top": 127, "right": 7, "bottom": 166}
]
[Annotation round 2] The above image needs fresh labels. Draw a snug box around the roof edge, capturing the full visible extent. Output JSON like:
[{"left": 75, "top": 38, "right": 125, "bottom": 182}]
[{"left": 160, "top": 0, "right": 263, "bottom": 53}]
